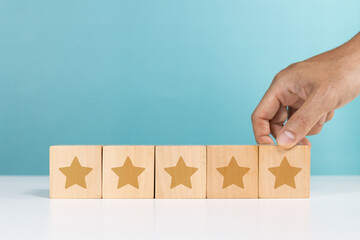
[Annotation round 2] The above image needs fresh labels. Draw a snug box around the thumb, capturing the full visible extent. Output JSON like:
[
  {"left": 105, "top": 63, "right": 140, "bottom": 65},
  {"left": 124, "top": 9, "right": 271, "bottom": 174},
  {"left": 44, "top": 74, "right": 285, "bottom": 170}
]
[{"left": 276, "top": 95, "right": 328, "bottom": 149}]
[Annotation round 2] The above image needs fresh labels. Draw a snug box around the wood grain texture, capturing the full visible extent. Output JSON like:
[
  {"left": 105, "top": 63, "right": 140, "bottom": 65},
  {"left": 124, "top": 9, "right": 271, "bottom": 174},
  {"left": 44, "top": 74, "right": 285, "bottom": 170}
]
[
  {"left": 103, "top": 146, "right": 154, "bottom": 199},
  {"left": 259, "top": 145, "right": 311, "bottom": 198},
  {"left": 49, "top": 145, "right": 102, "bottom": 199},
  {"left": 155, "top": 146, "right": 206, "bottom": 199},
  {"left": 207, "top": 145, "right": 258, "bottom": 198}
]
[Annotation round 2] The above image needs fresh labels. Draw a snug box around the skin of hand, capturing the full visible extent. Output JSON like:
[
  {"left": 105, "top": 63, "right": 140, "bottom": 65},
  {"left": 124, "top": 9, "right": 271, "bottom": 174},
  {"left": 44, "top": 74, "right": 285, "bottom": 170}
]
[{"left": 252, "top": 32, "right": 360, "bottom": 149}]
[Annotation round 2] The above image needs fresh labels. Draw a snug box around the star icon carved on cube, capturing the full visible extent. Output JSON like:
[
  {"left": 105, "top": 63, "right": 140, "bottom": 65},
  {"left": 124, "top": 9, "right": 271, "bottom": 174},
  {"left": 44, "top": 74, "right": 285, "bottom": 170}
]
[
  {"left": 268, "top": 157, "right": 302, "bottom": 189},
  {"left": 59, "top": 156, "right": 93, "bottom": 189},
  {"left": 217, "top": 157, "right": 250, "bottom": 189},
  {"left": 164, "top": 157, "right": 198, "bottom": 189},
  {"left": 112, "top": 157, "right": 145, "bottom": 189}
]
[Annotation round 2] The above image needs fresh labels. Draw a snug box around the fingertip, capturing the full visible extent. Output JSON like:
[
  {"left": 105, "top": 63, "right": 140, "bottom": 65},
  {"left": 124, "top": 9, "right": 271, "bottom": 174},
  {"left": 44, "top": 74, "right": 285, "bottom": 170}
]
[
  {"left": 276, "top": 144, "right": 293, "bottom": 150},
  {"left": 257, "top": 136, "right": 275, "bottom": 145},
  {"left": 276, "top": 130, "right": 295, "bottom": 149},
  {"left": 277, "top": 137, "right": 311, "bottom": 150}
]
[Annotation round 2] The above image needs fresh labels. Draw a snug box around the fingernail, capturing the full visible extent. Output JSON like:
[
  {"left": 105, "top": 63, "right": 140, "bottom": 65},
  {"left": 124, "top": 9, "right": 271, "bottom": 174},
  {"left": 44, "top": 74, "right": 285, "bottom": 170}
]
[
  {"left": 318, "top": 115, "right": 326, "bottom": 125},
  {"left": 277, "top": 131, "right": 295, "bottom": 147}
]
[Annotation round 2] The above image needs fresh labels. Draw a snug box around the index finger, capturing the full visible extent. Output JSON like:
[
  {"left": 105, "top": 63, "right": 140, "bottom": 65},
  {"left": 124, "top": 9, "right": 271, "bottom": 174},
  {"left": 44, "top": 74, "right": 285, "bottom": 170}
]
[{"left": 251, "top": 85, "right": 281, "bottom": 144}]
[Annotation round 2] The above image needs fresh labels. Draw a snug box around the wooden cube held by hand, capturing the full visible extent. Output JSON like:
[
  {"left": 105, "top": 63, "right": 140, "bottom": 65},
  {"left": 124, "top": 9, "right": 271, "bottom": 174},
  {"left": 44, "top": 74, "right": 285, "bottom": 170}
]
[{"left": 259, "top": 145, "right": 310, "bottom": 198}]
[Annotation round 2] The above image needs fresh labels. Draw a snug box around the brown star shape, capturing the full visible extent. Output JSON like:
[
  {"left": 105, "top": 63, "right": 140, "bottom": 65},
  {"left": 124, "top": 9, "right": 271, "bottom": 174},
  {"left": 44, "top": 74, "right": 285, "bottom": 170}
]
[
  {"left": 217, "top": 157, "right": 250, "bottom": 189},
  {"left": 59, "top": 156, "right": 93, "bottom": 189},
  {"left": 112, "top": 157, "right": 145, "bottom": 189},
  {"left": 164, "top": 157, "right": 198, "bottom": 189},
  {"left": 268, "top": 157, "right": 302, "bottom": 189}
]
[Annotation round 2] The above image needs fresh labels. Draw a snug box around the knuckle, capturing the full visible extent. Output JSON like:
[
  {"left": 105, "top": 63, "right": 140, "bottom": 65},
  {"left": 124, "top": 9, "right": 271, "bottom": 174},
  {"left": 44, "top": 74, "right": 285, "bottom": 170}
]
[
  {"left": 273, "top": 70, "right": 286, "bottom": 83},
  {"left": 327, "top": 111, "right": 335, "bottom": 121},
  {"left": 286, "top": 62, "right": 298, "bottom": 70},
  {"left": 251, "top": 111, "right": 257, "bottom": 123},
  {"left": 291, "top": 114, "right": 309, "bottom": 130},
  {"left": 312, "top": 127, "right": 322, "bottom": 135},
  {"left": 273, "top": 62, "right": 301, "bottom": 84},
  {"left": 314, "top": 129, "right": 322, "bottom": 135},
  {"left": 308, "top": 127, "right": 322, "bottom": 136},
  {"left": 286, "top": 61, "right": 304, "bottom": 70},
  {"left": 315, "top": 86, "right": 340, "bottom": 109}
]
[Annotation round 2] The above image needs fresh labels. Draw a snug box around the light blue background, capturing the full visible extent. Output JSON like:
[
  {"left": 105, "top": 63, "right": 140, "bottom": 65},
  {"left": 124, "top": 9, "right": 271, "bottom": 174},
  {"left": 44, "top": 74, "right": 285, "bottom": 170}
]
[{"left": 0, "top": 0, "right": 359, "bottom": 175}]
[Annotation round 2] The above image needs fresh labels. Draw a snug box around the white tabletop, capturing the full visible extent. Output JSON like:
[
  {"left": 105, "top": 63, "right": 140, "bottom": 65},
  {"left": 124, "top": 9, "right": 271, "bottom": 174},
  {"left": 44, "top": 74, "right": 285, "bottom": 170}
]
[{"left": 0, "top": 176, "right": 359, "bottom": 240}]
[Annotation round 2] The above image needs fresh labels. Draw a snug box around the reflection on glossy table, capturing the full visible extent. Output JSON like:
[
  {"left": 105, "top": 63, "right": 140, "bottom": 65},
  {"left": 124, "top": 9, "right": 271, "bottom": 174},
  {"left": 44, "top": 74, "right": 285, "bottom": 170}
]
[{"left": 0, "top": 176, "right": 359, "bottom": 240}]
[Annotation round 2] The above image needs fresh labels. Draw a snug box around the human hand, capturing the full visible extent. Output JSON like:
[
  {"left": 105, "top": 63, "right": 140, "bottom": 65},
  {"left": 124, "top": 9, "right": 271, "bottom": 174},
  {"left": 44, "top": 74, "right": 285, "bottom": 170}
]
[{"left": 252, "top": 33, "right": 360, "bottom": 149}]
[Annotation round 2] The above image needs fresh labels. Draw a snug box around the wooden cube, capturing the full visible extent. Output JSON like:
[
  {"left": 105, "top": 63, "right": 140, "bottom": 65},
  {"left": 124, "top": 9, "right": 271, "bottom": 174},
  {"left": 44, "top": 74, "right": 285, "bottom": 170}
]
[
  {"left": 49, "top": 145, "right": 102, "bottom": 199},
  {"left": 259, "top": 145, "right": 310, "bottom": 198},
  {"left": 207, "top": 145, "right": 258, "bottom": 198},
  {"left": 102, "top": 146, "right": 155, "bottom": 199},
  {"left": 155, "top": 146, "right": 206, "bottom": 199}
]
